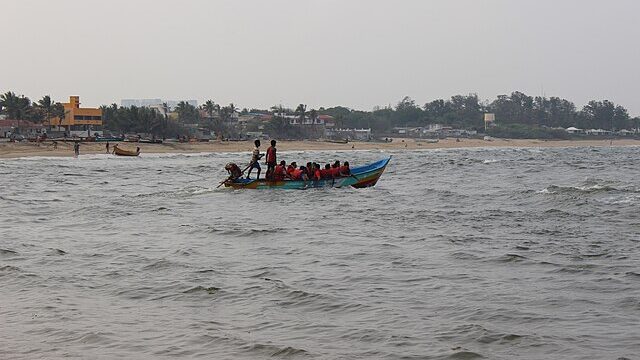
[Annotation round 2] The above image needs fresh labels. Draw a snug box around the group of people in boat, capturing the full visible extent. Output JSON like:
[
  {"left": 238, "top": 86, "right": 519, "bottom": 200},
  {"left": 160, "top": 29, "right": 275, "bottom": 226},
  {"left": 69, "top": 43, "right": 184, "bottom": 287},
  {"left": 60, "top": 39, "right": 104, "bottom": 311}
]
[{"left": 225, "top": 139, "right": 351, "bottom": 182}]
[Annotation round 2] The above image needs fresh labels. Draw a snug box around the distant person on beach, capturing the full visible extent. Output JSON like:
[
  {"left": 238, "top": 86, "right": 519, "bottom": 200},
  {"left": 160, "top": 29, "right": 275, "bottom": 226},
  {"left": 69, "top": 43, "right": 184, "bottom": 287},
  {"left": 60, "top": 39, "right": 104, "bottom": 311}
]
[
  {"left": 73, "top": 142, "right": 80, "bottom": 156},
  {"left": 106, "top": 142, "right": 110, "bottom": 153},
  {"left": 246, "top": 139, "right": 262, "bottom": 179},
  {"left": 265, "top": 140, "right": 277, "bottom": 180},
  {"left": 52, "top": 140, "right": 57, "bottom": 150}
]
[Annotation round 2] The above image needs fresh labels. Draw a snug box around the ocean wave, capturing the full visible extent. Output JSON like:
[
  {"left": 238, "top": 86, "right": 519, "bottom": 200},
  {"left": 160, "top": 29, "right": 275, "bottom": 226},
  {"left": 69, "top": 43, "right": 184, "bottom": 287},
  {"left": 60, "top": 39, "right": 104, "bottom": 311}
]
[
  {"left": 539, "top": 184, "right": 618, "bottom": 194},
  {"left": 182, "top": 285, "right": 220, "bottom": 294},
  {"left": 0, "top": 248, "right": 19, "bottom": 256}
]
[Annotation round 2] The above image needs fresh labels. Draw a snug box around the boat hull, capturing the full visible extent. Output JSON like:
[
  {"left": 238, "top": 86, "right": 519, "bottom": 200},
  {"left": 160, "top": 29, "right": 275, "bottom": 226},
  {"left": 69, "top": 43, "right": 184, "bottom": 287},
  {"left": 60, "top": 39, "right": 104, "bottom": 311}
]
[
  {"left": 224, "top": 157, "right": 391, "bottom": 190},
  {"left": 113, "top": 147, "right": 140, "bottom": 156}
]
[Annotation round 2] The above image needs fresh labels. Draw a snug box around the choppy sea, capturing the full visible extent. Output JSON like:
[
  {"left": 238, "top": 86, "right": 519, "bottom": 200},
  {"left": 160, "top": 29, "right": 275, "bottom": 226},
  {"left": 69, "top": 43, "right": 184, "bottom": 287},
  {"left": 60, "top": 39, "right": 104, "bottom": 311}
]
[{"left": 0, "top": 147, "right": 638, "bottom": 359}]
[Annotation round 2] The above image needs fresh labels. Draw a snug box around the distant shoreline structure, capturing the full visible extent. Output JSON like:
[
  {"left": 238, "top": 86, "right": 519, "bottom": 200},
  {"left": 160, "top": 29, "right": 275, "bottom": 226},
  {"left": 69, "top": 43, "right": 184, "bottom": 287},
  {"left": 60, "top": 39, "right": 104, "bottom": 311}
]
[{"left": 1, "top": 137, "right": 639, "bottom": 159}]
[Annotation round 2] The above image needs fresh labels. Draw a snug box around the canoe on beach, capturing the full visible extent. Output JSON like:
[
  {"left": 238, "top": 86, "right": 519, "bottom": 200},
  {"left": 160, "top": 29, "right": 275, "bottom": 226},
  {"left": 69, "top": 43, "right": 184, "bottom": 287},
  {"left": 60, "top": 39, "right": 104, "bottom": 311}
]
[
  {"left": 113, "top": 146, "right": 140, "bottom": 157},
  {"left": 224, "top": 157, "right": 391, "bottom": 190}
]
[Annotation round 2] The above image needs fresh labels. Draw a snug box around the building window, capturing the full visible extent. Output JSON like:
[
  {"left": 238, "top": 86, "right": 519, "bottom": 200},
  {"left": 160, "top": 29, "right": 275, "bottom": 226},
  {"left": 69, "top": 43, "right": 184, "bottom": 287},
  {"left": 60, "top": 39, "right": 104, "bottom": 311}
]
[{"left": 74, "top": 115, "right": 84, "bottom": 120}]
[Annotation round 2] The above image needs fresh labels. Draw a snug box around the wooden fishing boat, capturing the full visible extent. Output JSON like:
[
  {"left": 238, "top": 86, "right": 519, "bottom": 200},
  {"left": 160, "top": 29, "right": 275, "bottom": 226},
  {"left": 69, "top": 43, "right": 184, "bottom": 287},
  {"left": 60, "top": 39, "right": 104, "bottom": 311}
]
[
  {"left": 224, "top": 157, "right": 391, "bottom": 189},
  {"left": 113, "top": 146, "right": 140, "bottom": 157}
]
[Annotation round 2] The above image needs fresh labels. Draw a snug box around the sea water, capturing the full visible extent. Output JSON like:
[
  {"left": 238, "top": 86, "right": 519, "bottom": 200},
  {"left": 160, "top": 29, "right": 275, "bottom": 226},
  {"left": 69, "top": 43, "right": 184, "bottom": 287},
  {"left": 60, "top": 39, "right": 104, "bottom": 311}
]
[{"left": 0, "top": 147, "right": 638, "bottom": 359}]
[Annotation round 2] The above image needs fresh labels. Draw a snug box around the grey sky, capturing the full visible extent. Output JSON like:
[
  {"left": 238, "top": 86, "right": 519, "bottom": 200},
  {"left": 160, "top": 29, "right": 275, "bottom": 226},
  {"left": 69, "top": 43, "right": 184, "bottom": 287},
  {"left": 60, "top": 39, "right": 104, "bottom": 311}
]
[{"left": 3, "top": 0, "right": 640, "bottom": 114}]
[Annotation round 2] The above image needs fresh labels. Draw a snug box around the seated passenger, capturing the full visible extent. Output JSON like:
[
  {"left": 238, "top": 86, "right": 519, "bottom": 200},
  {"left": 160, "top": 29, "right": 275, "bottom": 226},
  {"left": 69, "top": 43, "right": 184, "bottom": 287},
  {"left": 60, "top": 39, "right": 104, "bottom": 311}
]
[
  {"left": 287, "top": 162, "right": 297, "bottom": 178},
  {"left": 330, "top": 161, "right": 341, "bottom": 178},
  {"left": 314, "top": 163, "right": 322, "bottom": 181},
  {"left": 291, "top": 166, "right": 307, "bottom": 181},
  {"left": 340, "top": 161, "right": 351, "bottom": 176},
  {"left": 321, "top": 164, "right": 332, "bottom": 179},
  {"left": 306, "top": 162, "right": 314, "bottom": 178},
  {"left": 274, "top": 160, "right": 287, "bottom": 181}
]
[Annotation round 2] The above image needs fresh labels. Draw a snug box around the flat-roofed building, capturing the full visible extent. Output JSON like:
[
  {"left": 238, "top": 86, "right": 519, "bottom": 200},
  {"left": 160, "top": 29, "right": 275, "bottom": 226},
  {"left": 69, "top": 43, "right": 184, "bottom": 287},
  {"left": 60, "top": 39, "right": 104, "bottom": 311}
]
[{"left": 47, "top": 96, "right": 103, "bottom": 137}]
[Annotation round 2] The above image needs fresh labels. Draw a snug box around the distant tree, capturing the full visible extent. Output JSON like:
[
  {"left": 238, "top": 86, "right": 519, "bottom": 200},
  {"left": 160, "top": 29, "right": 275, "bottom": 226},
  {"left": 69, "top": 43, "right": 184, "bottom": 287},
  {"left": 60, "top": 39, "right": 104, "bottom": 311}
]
[
  {"left": 578, "top": 100, "right": 615, "bottom": 130},
  {"left": 0, "top": 91, "right": 31, "bottom": 120},
  {"left": 201, "top": 100, "right": 219, "bottom": 119},
  {"left": 308, "top": 108, "right": 318, "bottom": 124},
  {"left": 423, "top": 99, "right": 450, "bottom": 121},
  {"left": 394, "top": 96, "right": 422, "bottom": 126},
  {"left": 295, "top": 103, "right": 307, "bottom": 123},
  {"left": 175, "top": 101, "right": 200, "bottom": 123},
  {"left": 34, "top": 95, "right": 64, "bottom": 125}
]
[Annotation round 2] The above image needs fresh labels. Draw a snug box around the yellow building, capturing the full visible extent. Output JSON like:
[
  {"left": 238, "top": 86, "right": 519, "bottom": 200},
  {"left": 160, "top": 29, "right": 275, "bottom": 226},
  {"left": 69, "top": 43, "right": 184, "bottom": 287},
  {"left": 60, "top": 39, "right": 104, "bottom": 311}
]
[{"left": 47, "top": 96, "right": 103, "bottom": 135}]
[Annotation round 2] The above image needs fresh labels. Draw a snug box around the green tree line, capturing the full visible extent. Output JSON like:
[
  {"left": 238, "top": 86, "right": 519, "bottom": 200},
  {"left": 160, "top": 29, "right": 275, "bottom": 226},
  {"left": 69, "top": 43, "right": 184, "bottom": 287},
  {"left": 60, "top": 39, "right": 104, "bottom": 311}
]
[
  {"left": 3, "top": 91, "right": 639, "bottom": 139},
  {"left": 319, "top": 92, "right": 639, "bottom": 134}
]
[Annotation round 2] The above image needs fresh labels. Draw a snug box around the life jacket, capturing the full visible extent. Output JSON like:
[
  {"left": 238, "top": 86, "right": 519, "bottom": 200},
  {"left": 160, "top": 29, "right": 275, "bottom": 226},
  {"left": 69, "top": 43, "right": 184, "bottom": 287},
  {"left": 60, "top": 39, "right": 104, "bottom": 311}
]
[
  {"left": 320, "top": 169, "right": 331, "bottom": 179},
  {"left": 274, "top": 165, "right": 286, "bottom": 180},
  {"left": 266, "top": 146, "right": 276, "bottom": 163},
  {"left": 287, "top": 165, "right": 295, "bottom": 176},
  {"left": 330, "top": 166, "right": 341, "bottom": 177},
  {"left": 291, "top": 168, "right": 304, "bottom": 180},
  {"left": 314, "top": 169, "right": 322, "bottom": 181}
]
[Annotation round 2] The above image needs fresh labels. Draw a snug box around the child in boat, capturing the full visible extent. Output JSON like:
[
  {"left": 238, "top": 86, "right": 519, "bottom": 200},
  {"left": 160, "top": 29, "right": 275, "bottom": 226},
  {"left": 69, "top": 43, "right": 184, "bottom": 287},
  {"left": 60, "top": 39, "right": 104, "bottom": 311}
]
[
  {"left": 274, "top": 160, "right": 287, "bottom": 181},
  {"left": 246, "top": 139, "right": 262, "bottom": 179},
  {"left": 265, "top": 140, "right": 277, "bottom": 180}
]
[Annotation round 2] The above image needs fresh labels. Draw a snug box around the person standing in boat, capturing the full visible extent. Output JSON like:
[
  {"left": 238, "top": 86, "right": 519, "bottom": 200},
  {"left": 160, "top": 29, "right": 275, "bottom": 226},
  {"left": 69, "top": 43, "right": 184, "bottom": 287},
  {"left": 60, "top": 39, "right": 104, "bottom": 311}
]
[
  {"left": 265, "top": 140, "right": 277, "bottom": 180},
  {"left": 246, "top": 139, "right": 263, "bottom": 179}
]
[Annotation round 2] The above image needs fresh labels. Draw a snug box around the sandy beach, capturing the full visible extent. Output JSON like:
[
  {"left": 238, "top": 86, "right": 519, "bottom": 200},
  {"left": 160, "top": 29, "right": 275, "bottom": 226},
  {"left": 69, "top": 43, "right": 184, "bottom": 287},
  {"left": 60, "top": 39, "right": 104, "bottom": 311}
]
[{"left": 0, "top": 138, "right": 638, "bottom": 159}]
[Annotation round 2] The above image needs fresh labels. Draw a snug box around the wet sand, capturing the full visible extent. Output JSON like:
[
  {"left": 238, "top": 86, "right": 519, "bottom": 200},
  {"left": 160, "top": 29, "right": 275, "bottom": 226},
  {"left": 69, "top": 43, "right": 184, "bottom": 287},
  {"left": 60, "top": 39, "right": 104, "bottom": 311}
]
[{"left": 0, "top": 138, "right": 638, "bottom": 158}]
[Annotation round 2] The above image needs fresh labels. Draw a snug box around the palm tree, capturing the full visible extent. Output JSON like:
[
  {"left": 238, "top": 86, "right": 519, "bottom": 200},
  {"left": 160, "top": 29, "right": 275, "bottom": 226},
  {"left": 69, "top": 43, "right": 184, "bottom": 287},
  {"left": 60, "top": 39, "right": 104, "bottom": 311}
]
[
  {"left": 36, "top": 95, "right": 57, "bottom": 127},
  {"left": 295, "top": 103, "right": 307, "bottom": 124},
  {"left": 0, "top": 92, "right": 32, "bottom": 133},
  {"left": 202, "top": 100, "right": 218, "bottom": 119},
  {"left": 309, "top": 108, "right": 318, "bottom": 124},
  {"left": 0, "top": 91, "right": 31, "bottom": 120}
]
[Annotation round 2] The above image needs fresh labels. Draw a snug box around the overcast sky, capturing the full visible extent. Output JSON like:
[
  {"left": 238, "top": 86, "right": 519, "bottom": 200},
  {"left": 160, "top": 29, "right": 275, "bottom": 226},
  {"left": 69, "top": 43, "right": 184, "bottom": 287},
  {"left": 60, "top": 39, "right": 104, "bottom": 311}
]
[{"left": 2, "top": 0, "right": 639, "bottom": 114}]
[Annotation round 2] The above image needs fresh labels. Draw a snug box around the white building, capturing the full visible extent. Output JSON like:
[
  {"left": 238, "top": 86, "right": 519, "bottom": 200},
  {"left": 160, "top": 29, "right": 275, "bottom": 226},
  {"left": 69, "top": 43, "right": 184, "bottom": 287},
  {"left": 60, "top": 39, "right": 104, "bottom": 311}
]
[{"left": 565, "top": 127, "right": 584, "bottom": 134}]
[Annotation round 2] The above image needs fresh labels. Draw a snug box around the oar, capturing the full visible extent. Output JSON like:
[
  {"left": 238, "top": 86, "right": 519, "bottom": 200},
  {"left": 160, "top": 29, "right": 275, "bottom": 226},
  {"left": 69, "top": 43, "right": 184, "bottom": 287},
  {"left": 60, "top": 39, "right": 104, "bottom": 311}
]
[{"left": 216, "top": 163, "right": 254, "bottom": 189}]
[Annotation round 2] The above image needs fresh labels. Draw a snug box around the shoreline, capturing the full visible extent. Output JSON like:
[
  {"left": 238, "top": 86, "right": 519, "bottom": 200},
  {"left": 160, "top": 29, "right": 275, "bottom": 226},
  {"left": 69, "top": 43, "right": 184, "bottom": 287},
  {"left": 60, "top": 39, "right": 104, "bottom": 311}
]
[{"left": 1, "top": 138, "right": 639, "bottom": 159}]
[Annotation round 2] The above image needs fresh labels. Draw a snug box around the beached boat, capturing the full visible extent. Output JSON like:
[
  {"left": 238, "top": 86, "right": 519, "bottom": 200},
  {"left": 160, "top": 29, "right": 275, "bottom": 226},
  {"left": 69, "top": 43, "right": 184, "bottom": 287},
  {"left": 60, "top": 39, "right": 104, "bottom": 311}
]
[
  {"left": 113, "top": 146, "right": 140, "bottom": 157},
  {"left": 224, "top": 157, "right": 391, "bottom": 190}
]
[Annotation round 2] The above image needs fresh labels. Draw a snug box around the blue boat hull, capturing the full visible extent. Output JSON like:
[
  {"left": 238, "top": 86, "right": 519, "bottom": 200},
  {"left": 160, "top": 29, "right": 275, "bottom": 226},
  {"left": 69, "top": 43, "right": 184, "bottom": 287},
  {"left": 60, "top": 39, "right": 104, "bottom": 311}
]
[{"left": 224, "top": 157, "right": 391, "bottom": 190}]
